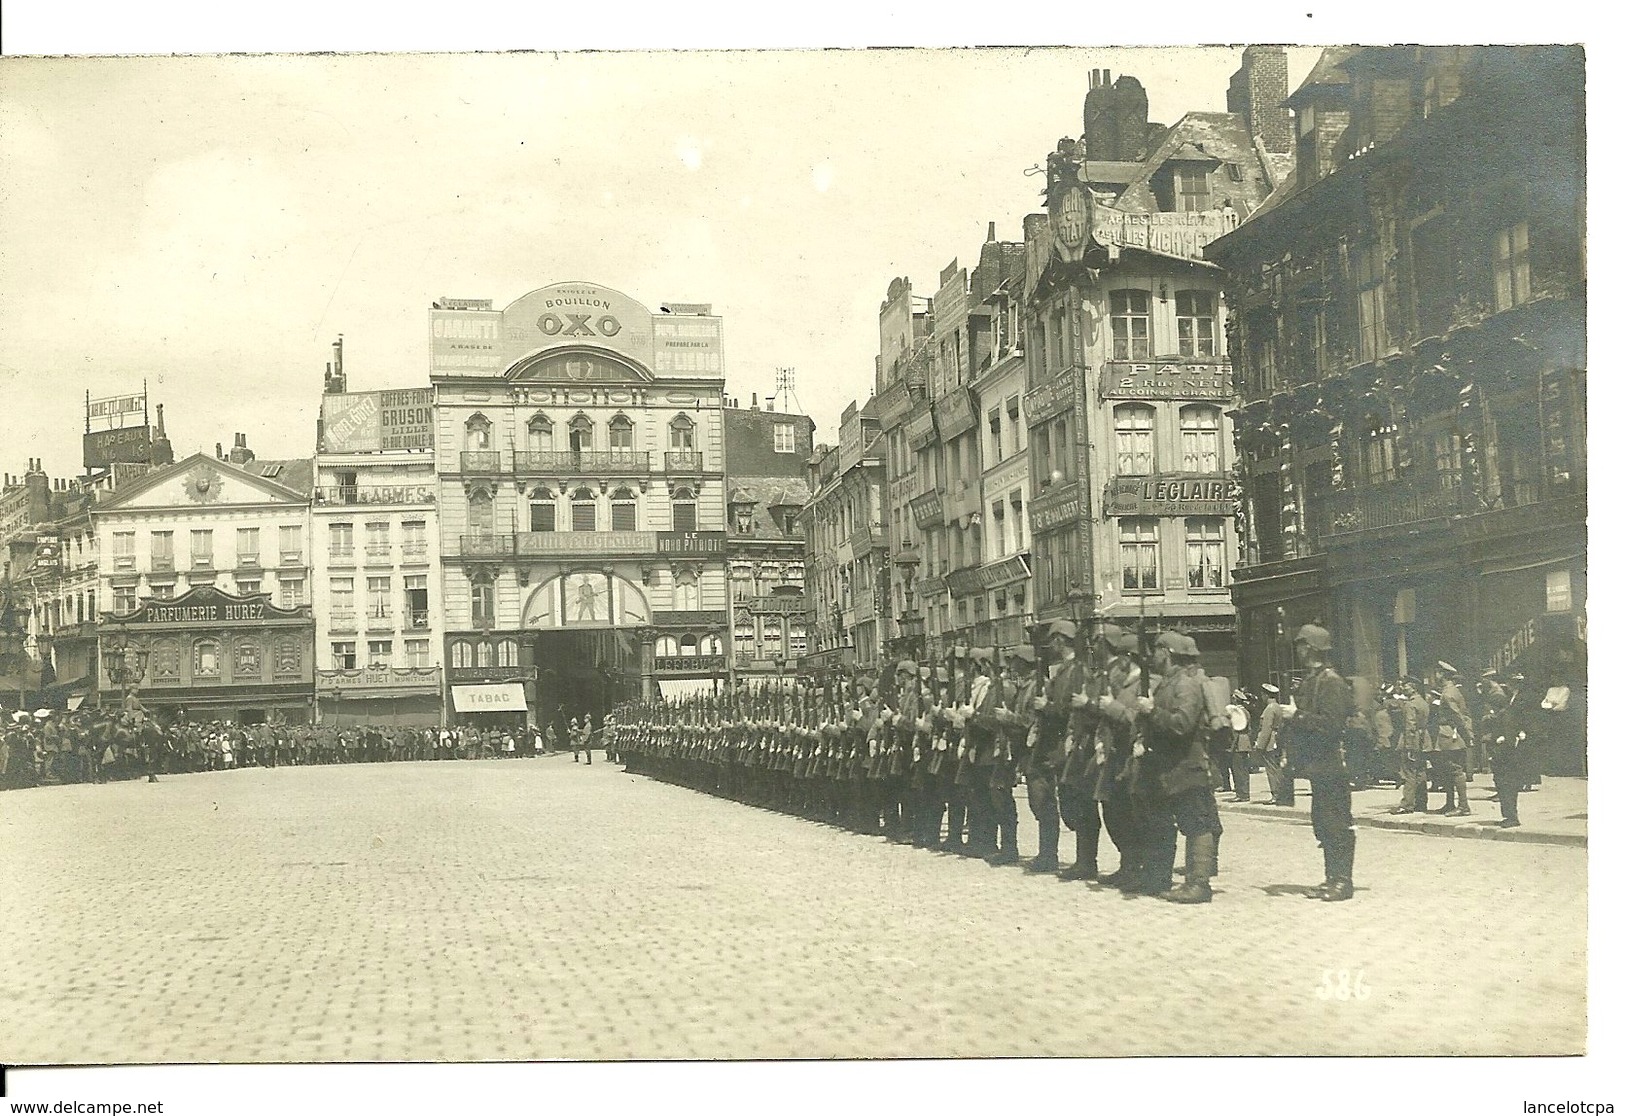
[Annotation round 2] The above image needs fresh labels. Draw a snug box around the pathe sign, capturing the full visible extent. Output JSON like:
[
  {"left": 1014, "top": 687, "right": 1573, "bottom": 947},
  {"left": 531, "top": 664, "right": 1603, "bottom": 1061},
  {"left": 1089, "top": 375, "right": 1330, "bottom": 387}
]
[{"left": 1103, "top": 362, "right": 1233, "bottom": 401}]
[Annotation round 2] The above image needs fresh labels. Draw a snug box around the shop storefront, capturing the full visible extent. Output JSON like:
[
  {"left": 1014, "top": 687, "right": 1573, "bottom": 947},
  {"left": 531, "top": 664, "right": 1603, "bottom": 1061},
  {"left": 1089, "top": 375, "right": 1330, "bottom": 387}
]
[{"left": 103, "top": 585, "right": 314, "bottom": 723}]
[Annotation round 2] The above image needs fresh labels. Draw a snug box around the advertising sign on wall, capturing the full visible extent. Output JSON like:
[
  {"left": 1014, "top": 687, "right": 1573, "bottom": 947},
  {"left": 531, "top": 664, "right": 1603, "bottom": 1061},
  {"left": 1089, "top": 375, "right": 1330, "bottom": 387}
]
[
  {"left": 1102, "top": 362, "right": 1233, "bottom": 401},
  {"left": 1029, "top": 481, "right": 1083, "bottom": 534},
  {"left": 84, "top": 426, "right": 152, "bottom": 470},
  {"left": 1025, "top": 368, "right": 1076, "bottom": 427},
  {"left": 1092, "top": 209, "right": 1239, "bottom": 262},
  {"left": 935, "top": 389, "right": 976, "bottom": 441},
  {"left": 320, "top": 389, "right": 433, "bottom": 452},
  {"left": 429, "top": 310, "right": 503, "bottom": 373},
  {"left": 1104, "top": 474, "right": 1235, "bottom": 517}
]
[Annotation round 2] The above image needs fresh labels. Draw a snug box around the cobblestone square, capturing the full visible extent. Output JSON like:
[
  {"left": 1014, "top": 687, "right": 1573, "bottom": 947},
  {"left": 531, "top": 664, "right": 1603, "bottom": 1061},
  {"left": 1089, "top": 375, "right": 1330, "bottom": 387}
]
[{"left": 0, "top": 758, "right": 1586, "bottom": 1063}]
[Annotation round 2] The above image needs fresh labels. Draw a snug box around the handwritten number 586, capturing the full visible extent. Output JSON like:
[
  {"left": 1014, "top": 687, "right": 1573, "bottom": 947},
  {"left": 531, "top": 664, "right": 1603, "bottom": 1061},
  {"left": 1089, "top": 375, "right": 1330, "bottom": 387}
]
[{"left": 1316, "top": 969, "right": 1370, "bottom": 1001}]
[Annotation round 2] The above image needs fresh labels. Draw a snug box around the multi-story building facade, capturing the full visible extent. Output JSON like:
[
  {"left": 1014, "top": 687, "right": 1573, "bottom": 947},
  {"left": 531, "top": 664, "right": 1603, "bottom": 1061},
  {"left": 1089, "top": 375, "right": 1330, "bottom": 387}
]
[
  {"left": 429, "top": 283, "right": 731, "bottom": 725},
  {"left": 722, "top": 403, "right": 813, "bottom": 689},
  {"left": 969, "top": 242, "right": 1033, "bottom": 651},
  {"left": 312, "top": 354, "right": 443, "bottom": 726},
  {"left": 1207, "top": 46, "right": 1586, "bottom": 768},
  {"left": 803, "top": 401, "right": 885, "bottom": 677},
  {"left": 1, "top": 416, "right": 173, "bottom": 711},
  {"left": 1019, "top": 57, "right": 1290, "bottom": 679},
  {"left": 873, "top": 278, "right": 932, "bottom": 660},
  {"left": 91, "top": 440, "right": 316, "bottom": 722}
]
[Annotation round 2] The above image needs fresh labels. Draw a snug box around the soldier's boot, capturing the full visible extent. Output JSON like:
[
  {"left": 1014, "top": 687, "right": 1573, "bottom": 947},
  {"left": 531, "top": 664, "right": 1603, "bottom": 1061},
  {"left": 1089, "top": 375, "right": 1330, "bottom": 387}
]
[
  {"left": 1058, "top": 830, "right": 1098, "bottom": 881},
  {"left": 1163, "top": 833, "right": 1215, "bottom": 903},
  {"left": 1448, "top": 772, "right": 1471, "bottom": 816},
  {"left": 1306, "top": 842, "right": 1337, "bottom": 898},
  {"left": 1321, "top": 833, "right": 1355, "bottom": 901},
  {"left": 1025, "top": 814, "right": 1060, "bottom": 873}
]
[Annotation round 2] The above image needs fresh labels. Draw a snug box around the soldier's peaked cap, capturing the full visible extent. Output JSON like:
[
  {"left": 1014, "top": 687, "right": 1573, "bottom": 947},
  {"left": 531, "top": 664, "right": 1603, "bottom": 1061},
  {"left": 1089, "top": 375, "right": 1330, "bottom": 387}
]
[
  {"left": 896, "top": 659, "right": 919, "bottom": 675},
  {"left": 1437, "top": 660, "right": 1460, "bottom": 676},
  {"left": 1047, "top": 619, "right": 1079, "bottom": 641},
  {"left": 1009, "top": 646, "right": 1039, "bottom": 665},
  {"left": 969, "top": 646, "right": 994, "bottom": 663},
  {"left": 1261, "top": 683, "right": 1280, "bottom": 696}
]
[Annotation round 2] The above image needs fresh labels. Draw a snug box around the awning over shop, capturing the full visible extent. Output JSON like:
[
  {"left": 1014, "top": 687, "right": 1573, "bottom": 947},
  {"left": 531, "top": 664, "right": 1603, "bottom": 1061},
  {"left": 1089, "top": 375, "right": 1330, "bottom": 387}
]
[
  {"left": 657, "top": 678, "right": 716, "bottom": 702},
  {"left": 451, "top": 682, "right": 528, "bottom": 713}
]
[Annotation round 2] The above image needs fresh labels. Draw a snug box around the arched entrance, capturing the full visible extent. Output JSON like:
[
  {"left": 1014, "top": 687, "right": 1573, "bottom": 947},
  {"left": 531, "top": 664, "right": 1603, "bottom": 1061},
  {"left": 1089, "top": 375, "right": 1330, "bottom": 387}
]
[{"left": 521, "top": 573, "right": 649, "bottom": 739}]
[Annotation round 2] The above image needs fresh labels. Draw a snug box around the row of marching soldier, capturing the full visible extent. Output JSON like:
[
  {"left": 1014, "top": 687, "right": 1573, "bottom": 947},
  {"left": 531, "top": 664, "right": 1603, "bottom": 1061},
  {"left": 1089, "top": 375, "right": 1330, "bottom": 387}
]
[{"left": 610, "top": 619, "right": 1365, "bottom": 904}]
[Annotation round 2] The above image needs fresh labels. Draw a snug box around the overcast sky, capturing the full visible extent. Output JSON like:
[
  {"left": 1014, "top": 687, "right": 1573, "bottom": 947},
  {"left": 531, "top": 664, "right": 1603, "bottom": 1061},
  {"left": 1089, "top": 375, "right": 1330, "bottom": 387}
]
[{"left": 6, "top": 47, "right": 1321, "bottom": 472}]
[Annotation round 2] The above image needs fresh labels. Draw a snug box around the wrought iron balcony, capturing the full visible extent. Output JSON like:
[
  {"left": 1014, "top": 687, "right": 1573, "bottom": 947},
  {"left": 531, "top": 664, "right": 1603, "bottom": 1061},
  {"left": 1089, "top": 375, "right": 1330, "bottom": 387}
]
[
  {"left": 514, "top": 449, "right": 651, "bottom": 474},
  {"left": 457, "top": 534, "right": 517, "bottom": 558},
  {"left": 1323, "top": 476, "right": 1463, "bottom": 542},
  {"left": 664, "top": 450, "right": 705, "bottom": 472},
  {"left": 459, "top": 450, "right": 504, "bottom": 473}
]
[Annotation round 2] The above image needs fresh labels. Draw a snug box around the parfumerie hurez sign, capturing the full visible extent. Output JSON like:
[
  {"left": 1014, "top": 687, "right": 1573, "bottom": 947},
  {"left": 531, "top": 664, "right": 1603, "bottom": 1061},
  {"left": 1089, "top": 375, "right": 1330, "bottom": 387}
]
[{"left": 125, "top": 586, "right": 307, "bottom": 626}]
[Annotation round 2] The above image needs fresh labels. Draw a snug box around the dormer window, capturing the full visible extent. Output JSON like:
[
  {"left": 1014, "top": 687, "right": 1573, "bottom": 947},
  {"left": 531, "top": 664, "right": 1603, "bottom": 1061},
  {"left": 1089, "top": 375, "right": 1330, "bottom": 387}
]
[{"left": 1175, "top": 168, "right": 1210, "bottom": 212}]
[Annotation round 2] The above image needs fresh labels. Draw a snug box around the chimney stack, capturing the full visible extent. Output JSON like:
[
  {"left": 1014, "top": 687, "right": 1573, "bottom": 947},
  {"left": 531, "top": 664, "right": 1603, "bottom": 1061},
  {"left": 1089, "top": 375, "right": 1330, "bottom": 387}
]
[
  {"left": 1228, "top": 46, "right": 1292, "bottom": 154},
  {"left": 751, "top": 393, "right": 759, "bottom": 410}
]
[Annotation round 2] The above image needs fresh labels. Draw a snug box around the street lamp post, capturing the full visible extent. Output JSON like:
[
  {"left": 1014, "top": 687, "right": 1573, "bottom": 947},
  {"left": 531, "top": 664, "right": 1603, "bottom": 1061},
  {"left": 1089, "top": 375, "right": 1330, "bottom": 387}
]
[{"left": 99, "top": 623, "right": 153, "bottom": 780}]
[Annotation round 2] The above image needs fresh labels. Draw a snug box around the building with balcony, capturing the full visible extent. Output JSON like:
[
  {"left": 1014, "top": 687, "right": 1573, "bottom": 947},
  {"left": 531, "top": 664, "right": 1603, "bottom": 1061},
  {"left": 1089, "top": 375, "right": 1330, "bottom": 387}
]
[
  {"left": 430, "top": 283, "right": 730, "bottom": 724},
  {"left": 1206, "top": 47, "right": 1585, "bottom": 768},
  {"left": 1017, "top": 57, "right": 1290, "bottom": 678},
  {"left": 312, "top": 349, "right": 443, "bottom": 726},
  {"left": 804, "top": 400, "right": 886, "bottom": 675},
  {"left": 723, "top": 402, "right": 813, "bottom": 688},
  {"left": 970, "top": 245, "right": 1034, "bottom": 652},
  {"left": 873, "top": 276, "right": 933, "bottom": 660},
  {"left": 91, "top": 439, "right": 316, "bottom": 722},
  {"left": 0, "top": 407, "right": 176, "bottom": 711}
]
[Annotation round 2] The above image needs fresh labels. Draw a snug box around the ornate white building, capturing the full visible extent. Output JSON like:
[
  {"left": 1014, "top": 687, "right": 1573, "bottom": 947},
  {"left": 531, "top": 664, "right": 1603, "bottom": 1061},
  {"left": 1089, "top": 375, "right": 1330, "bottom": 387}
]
[{"left": 429, "top": 283, "right": 730, "bottom": 727}]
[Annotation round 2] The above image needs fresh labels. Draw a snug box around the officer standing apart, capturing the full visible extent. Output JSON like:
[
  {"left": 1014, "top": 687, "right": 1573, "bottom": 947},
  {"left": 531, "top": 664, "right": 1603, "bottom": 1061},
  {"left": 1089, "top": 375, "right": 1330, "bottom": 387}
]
[
  {"left": 1278, "top": 623, "right": 1357, "bottom": 902},
  {"left": 1256, "top": 683, "right": 1292, "bottom": 806}
]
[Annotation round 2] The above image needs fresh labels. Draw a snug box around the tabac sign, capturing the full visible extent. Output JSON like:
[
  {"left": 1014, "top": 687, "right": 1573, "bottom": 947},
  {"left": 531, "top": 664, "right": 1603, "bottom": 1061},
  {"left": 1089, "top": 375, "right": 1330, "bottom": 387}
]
[
  {"left": 1102, "top": 362, "right": 1233, "bottom": 401},
  {"left": 1104, "top": 474, "right": 1235, "bottom": 517}
]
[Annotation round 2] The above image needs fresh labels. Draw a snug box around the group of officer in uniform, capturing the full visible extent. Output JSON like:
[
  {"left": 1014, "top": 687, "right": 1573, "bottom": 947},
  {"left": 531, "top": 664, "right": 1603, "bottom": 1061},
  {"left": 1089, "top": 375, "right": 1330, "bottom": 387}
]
[{"left": 610, "top": 619, "right": 1363, "bottom": 904}]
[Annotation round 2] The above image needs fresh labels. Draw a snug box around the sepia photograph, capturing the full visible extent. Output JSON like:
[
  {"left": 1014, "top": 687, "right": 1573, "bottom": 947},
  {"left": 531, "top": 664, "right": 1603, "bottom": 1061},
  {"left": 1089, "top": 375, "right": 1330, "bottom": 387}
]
[{"left": 0, "top": 7, "right": 1602, "bottom": 1113}]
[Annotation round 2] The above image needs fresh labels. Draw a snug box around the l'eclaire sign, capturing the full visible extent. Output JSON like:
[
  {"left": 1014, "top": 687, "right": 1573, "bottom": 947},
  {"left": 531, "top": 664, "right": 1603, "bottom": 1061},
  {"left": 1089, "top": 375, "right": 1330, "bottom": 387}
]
[{"left": 1105, "top": 474, "right": 1235, "bottom": 517}]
